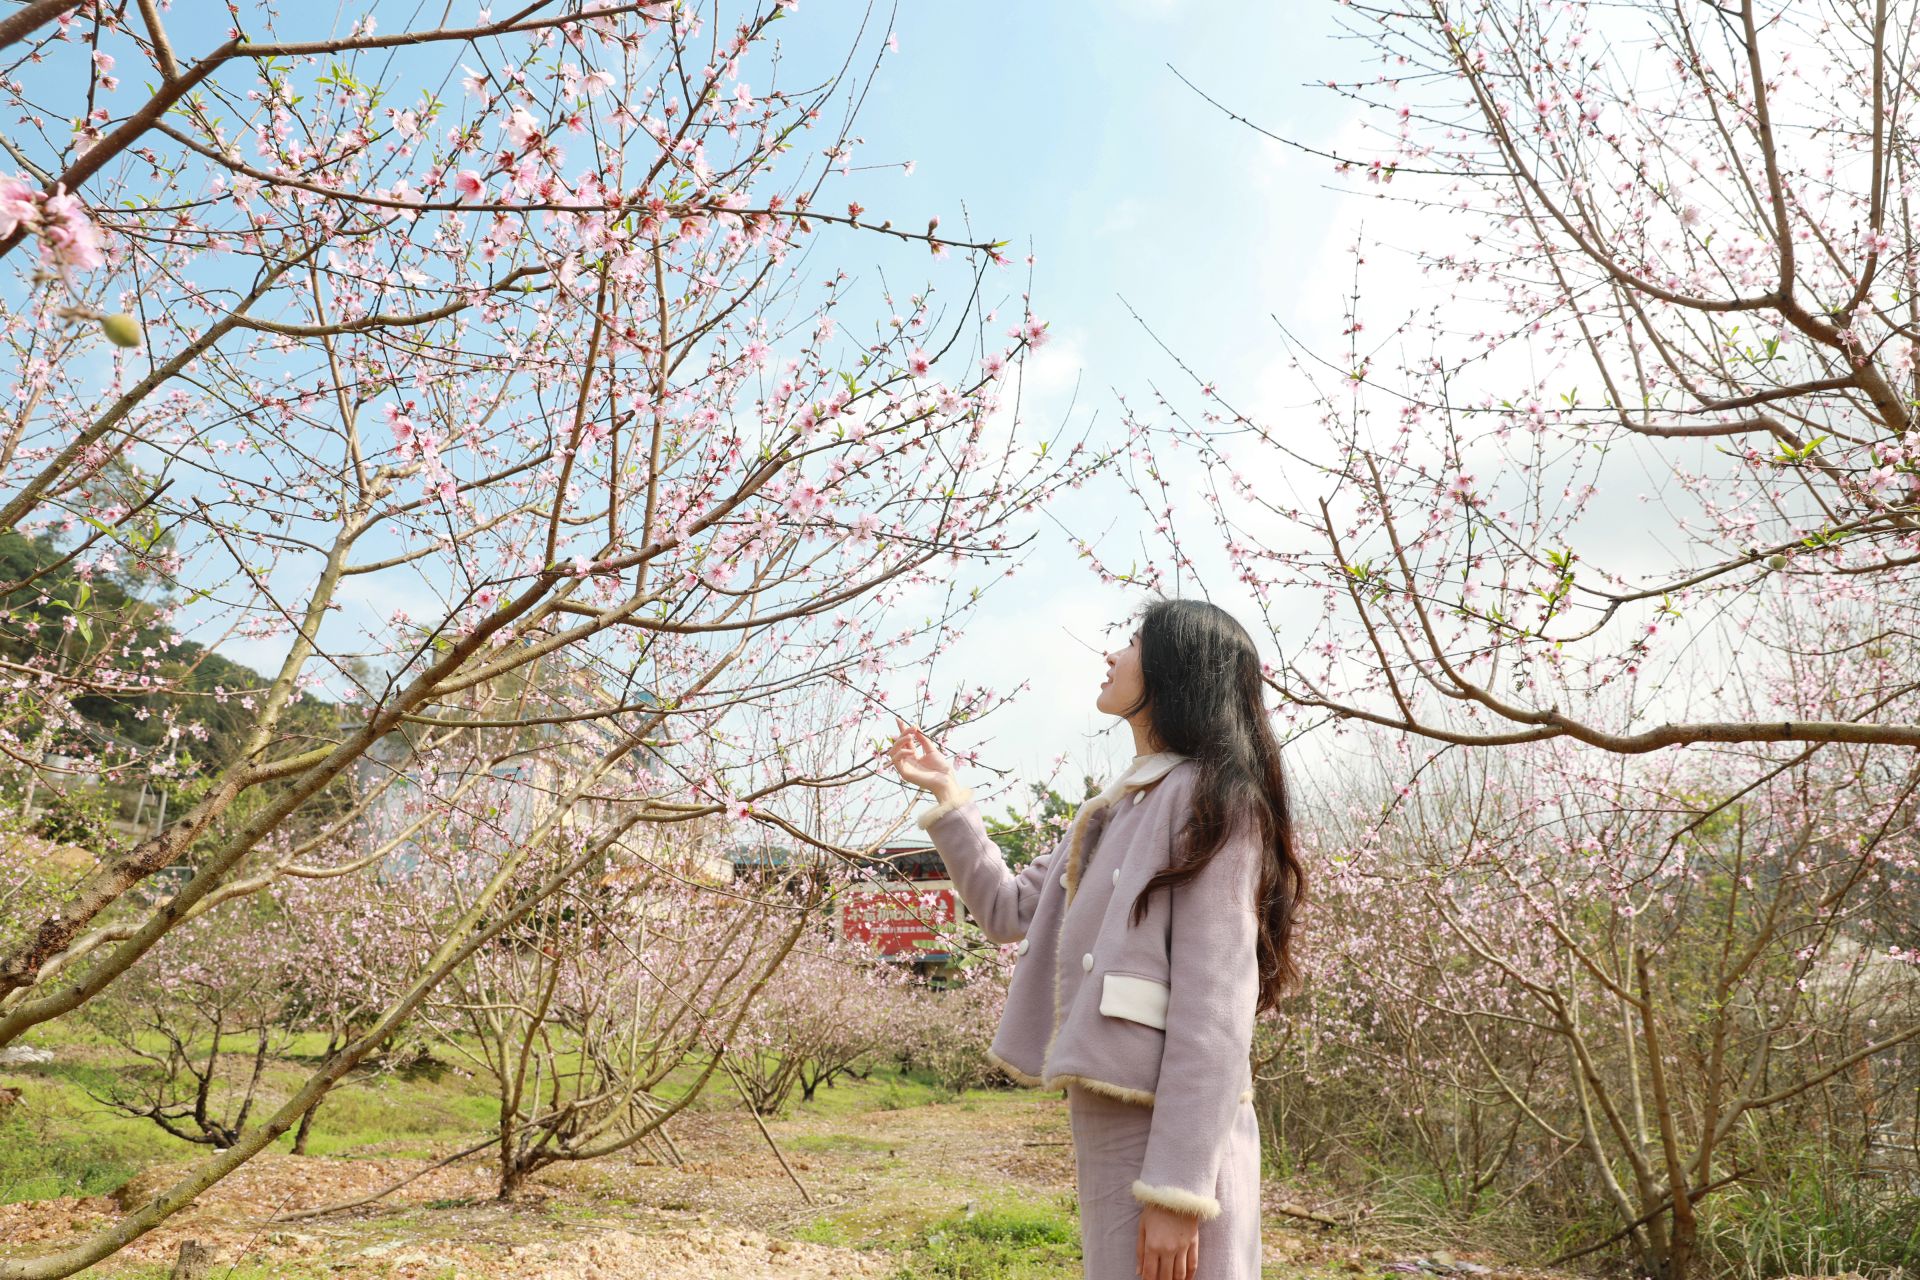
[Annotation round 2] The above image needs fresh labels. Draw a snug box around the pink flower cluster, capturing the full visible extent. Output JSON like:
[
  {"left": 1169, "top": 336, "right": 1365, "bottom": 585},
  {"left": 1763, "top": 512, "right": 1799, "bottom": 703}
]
[{"left": 0, "top": 176, "right": 105, "bottom": 270}]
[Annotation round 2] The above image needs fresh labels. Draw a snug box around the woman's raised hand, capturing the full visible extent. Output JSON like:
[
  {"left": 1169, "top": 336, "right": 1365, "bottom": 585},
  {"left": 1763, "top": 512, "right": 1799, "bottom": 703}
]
[{"left": 887, "top": 718, "right": 960, "bottom": 799}]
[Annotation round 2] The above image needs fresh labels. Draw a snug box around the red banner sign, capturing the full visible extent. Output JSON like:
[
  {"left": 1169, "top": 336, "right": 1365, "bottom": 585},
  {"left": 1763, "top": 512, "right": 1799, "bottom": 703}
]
[{"left": 840, "top": 881, "right": 958, "bottom": 955}]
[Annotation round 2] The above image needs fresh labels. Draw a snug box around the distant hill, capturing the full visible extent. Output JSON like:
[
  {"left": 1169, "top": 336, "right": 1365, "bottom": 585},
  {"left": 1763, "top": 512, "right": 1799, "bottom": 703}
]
[{"left": 0, "top": 531, "right": 330, "bottom": 771}]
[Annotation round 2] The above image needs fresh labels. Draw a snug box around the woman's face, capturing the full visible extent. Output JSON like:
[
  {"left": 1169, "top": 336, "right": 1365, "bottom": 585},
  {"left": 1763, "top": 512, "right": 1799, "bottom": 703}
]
[{"left": 1096, "top": 629, "right": 1145, "bottom": 718}]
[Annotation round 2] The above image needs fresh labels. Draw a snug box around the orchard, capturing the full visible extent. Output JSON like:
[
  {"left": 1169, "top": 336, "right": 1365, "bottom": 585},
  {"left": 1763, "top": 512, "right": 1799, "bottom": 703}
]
[{"left": 0, "top": 3, "right": 1915, "bottom": 1280}]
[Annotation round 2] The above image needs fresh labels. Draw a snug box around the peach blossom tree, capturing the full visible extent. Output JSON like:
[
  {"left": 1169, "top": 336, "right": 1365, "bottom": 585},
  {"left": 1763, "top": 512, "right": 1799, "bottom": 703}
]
[
  {"left": 1103, "top": 3, "right": 1920, "bottom": 1276},
  {"left": 0, "top": 3, "right": 1096, "bottom": 1274}
]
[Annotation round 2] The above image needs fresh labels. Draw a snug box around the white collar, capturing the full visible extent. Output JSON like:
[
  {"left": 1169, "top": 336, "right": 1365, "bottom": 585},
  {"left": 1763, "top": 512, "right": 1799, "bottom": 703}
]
[
  {"left": 1091, "top": 751, "right": 1190, "bottom": 806},
  {"left": 1061, "top": 751, "right": 1190, "bottom": 903}
]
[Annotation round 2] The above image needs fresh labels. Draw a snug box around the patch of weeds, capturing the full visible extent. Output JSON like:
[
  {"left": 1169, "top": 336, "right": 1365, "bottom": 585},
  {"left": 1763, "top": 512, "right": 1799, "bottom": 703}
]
[
  {"left": 393, "top": 1050, "right": 455, "bottom": 1083},
  {"left": 891, "top": 1202, "right": 1081, "bottom": 1280},
  {"left": 0, "top": 1079, "right": 180, "bottom": 1203},
  {"left": 793, "top": 1216, "right": 853, "bottom": 1248},
  {"left": 786, "top": 1133, "right": 895, "bottom": 1156},
  {"left": 1705, "top": 1157, "right": 1920, "bottom": 1278},
  {"left": 786, "top": 1067, "right": 956, "bottom": 1120},
  {"left": 422, "top": 1196, "right": 479, "bottom": 1210},
  {"left": 276, "top": 1075, "right": 498, "bottom": 1159},
  {"left": 107, "top": 1262, "right": 331, "bottom": 1280}
]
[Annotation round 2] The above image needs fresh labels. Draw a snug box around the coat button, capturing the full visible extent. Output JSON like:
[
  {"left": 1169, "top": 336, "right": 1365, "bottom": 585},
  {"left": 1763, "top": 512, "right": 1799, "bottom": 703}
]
[
  {"left": 1131, "top": 791, "right": 1144, "bottom": 805},
  {"left": 1081, "top": 952, "right": 1093, "bottom": 972},
  {"left": 1111, "top": 867, "right": 1121, "bottom": 886},
  {"left": 1016, "top": 937, "right": 1030, "bottom": 955}
]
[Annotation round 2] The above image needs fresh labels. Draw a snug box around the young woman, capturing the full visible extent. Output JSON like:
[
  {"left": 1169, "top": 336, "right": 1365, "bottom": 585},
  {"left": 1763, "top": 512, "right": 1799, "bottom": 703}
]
[{"left": 887, "top": 597, "right": 1303, "bottom": 1280}]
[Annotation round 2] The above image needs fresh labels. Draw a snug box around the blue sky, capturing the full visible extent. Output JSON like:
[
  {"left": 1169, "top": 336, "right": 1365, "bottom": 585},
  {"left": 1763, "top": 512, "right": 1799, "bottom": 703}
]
[{"left": 781, "top": 2, "right": 1370, "bottom": 798}]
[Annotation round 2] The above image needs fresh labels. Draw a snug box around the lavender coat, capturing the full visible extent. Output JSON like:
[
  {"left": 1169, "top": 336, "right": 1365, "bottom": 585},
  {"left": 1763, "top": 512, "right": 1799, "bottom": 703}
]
[{"left": 916, "top": 753, "right": 1261, "bottom": 1220}]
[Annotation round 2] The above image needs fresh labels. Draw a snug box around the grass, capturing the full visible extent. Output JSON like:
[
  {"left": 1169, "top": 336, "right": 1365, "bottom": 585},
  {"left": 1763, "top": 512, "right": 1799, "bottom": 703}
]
[
  {"left": 784, "top": 1132, "right": 898, "bottom": 1155},
  {"left": 3, "top": 1023, "right": 1097, "bottom": 1278},
  {"left": 793, "top": 1194, "right": 1083, "bottom": 1279},
  {"left": 0, "top": 1018, "right": 1004, "bottom": 1214},
  {"left": 0, "top": 1026, "right": 508, "bottom": 1201},
  {"left": 0, "top": 1047, "right": 1396, "bottom": 1280},
  {"left": 284, "top": 1072, "right": 500, "bottom": 1160},
  {"left": 1701, "top": 1161, "right": 1920, "bottom": 1280},
  {"left": 0, "top": 1058, "right": 183, "bottom": 1203},
  {"left": 888, "top": 1201, "right": 1081, "bottom": 1280},
  {"left": 0, "top": 1012, "right": 973, "bottom": 1199},
  {"left": 695, "top": 1062, "right": 959, "bottom": 1121}
]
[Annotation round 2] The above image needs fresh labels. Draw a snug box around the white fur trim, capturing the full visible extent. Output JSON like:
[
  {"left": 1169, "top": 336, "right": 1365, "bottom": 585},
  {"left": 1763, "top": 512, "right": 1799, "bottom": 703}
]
[
  {"left": 1061, "top": 754, "right": 1189, "bottom": 904},
  {"left": 1041, "top": 757, "right": 1192, "bottom": 1096},
  {"left": 1043, "top": 897, "right": 1069, "bottom": 1077},
  {"left": 1060, "top": 790, "right": 1114, "bottom": 903},
  {"left": 1099, "top": 973, "right": 1170, "bottom": 1030},
  {"left": 1052, "top": 1073, "right": 1156, "bottom": 1107},
  {"left": 1131, "top": 1180, "right": 1222, "bottom": 1221},
  {"left": 915, "top": 786, "right": 974, "bottom": 831},
  {"left": 986, "top": 1047, "right": 1043, "bottom": 1088},
  {"left": 1239, "top": 1086, "right": 1254, "bottom": 1104}
]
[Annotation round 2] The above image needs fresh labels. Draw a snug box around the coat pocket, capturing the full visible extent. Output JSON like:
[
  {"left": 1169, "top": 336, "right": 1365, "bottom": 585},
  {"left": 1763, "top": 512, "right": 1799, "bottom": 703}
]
[{"left": 1098, "top": 972, "right": 1170, "bottom": 1031}]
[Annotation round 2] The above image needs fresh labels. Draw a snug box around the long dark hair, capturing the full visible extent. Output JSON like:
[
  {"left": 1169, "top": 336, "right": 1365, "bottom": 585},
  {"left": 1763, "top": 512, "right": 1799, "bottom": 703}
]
[{"left": 1119, "top": 598, "right": 1304, "bottom": 1012}]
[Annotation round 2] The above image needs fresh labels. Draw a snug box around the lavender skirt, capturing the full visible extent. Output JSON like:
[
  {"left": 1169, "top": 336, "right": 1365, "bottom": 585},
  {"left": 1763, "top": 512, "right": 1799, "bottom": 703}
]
[{"left": 1066, "top": 1085, "right": 1262, "bottom": 1279}]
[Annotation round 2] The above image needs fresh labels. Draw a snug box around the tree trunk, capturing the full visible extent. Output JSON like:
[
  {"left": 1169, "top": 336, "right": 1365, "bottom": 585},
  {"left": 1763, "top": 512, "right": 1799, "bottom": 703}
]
[
  {"left": 169, "top": 1241, "right": 212, "bottom": 1280},
  {"left": 289, "top": 1097, "right": 321, "bottom": 1156},
  {"left": 497, "top": 1156, "right": 528, "bottom": 1201},
  {"left": 1617, "top": 1192, "right": 1698, "bottom": 1280}
]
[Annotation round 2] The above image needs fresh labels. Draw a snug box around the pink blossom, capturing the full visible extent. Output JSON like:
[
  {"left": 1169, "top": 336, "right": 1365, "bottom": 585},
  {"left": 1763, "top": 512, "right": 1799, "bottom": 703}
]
[
  {"left": 0, "top": 176, "right": 37, "bottom": 239},
  {"left": 783, "top": 480, "right": 824, "bottom": 519},
  {"left": 907, "top": 348, "right": 931, "bottom": 377},
  {"left": 454, "top": 170, "right": 486, "bottom": 202},
  {"left": 39, "top": 188, "right": 103, "bottom": 269},
  {"left": 503, "top": 107, "right": 541, "bottom": 150},
  {"left": 383, "top": 405, "right": 417, "bottom": 461}
]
